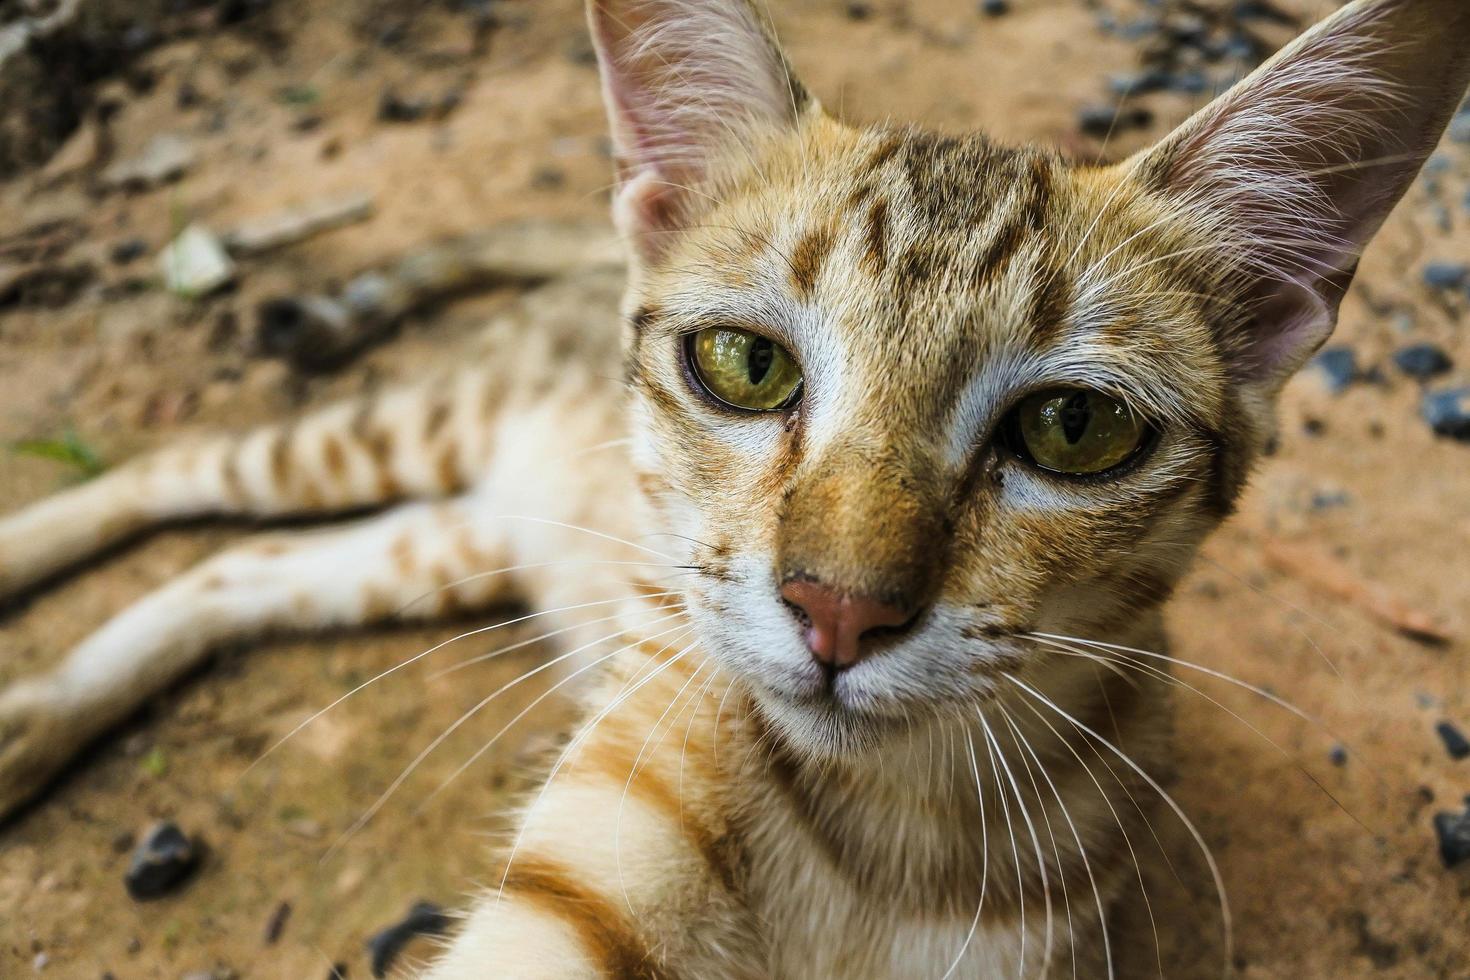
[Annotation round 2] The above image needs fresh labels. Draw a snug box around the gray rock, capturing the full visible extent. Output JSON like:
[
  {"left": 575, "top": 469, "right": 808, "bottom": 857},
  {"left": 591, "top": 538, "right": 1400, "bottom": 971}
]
[
  {"left": 367, "top": 901, "right": 451, "bottom": 978},
  {"left": 1309, "top": 346, "right": 1357, "bottom": 394},
  {"left": 158, "top": 224, "right": 235, "bottom": 297},
  {"left": 1435, "top": 721, "right": 1470, "bottom": 761},
  {"left": 1422, "top": 262, "right": 1468, "bottom": 290},
  {"left": 101, "top": 133, "right": 195, "bottom": 190},
  {"left": 1433, "top": 806, "right": 1470, "bottom": 868},
  {"left": 124, "top": 821, "right": 199, "bottom": 900},
  {"left": 1392, "top": 343, "right": 1453, "bottom": 381},
  {"left": 1450, "top": 111, "right": 1470, "bottom": 145},
  {"left": 1422, "top": 387, "right": 1470, "bottom": 442}
]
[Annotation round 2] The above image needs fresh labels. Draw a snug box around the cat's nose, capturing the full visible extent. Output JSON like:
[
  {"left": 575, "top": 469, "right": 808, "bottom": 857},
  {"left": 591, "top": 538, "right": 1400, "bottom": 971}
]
[{"left": 779, "top": 579, "right": 914, "bottom": 672}]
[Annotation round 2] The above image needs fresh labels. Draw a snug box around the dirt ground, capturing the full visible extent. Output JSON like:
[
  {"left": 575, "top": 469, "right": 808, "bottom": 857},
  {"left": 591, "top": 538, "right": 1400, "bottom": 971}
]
[{"left": 2, "top": 0, "right": 1469, "bottom": 977}]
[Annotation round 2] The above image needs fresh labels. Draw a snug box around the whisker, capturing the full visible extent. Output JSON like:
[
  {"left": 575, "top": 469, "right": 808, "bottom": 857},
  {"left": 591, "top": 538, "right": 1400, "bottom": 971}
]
[
  {"left": 1034, "top": 638, "right": 1371, "bottom": 834},
  {"left": 978, "top": 716, "right": 1027, "bottom": 977},
  {"left": 998, "top": 707, "right": 1075, "bottom": 980},
  {"left": 323, "top": 613, "right": 691, "bottom": 860},
  {"left": 1008, "top": 675, "right": 1233, "bottom": 978},
  {"left": 241, "top": 593, "right": 679, "bottom": 780},
  {"left": 429, "top": 609, "right": 633, "bottom": 679},
  {"left": 1003, "top": 696, "right": 1151, "bottom": 980},
  {"left": 1026, "top": 632, "right": 1330, "bottom": 734},
  {"left": 940, "top": 729, "right": 990, "bottom": 980},
  {"left": 488, "top": 514, "right": 678, "bottom": 561},
  {"left": 399, "top": 558, "right": 695, "bottom": 616},
  {"left": 420, "top": 624, "right": 696, "bottom": 819},
  {"left": 980, "top": 713, "right": 1053, "bottom": 978}
]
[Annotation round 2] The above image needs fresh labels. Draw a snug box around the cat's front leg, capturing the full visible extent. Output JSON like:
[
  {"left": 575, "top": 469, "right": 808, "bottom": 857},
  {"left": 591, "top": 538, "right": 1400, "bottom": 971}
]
[{"left": 424, "top": 659, "right": 763, "bottom": 980}]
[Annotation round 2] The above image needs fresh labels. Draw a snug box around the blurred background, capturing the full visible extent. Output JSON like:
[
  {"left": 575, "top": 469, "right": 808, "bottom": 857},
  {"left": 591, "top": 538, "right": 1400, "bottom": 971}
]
[{"left": 1, "top": 0, "right": 1468, "bottom": 976}]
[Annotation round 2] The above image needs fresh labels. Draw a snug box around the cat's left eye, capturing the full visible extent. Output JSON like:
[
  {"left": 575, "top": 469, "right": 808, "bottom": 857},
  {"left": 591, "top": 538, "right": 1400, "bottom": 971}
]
[
  {"left": 1002, "top": 388, "right": 1152, "bottom": 476},
  {"left": 686, "top": 327, "right": 802, "bottom": 412}
]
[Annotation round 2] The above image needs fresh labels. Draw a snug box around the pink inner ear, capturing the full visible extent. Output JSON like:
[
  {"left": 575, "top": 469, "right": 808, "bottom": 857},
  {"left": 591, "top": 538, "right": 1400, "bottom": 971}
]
[
  {"left": 1130, "top": 0, "right": 1470, "bottom": 390},
  {"left": 588, "top": 0, "right": 808, "bottom": 258}
]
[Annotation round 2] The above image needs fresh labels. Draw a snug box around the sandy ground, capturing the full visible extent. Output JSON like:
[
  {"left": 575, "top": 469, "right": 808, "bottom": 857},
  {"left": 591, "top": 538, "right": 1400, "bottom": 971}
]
[{"left": 2, "top": 0, "right": 1469, "bottom": 976}]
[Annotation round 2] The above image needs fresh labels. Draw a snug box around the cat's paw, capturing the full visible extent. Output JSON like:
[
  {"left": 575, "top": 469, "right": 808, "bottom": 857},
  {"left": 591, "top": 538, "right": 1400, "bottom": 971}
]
[{"left": 0, "top": 680, "right": 75, "bottom": 820}]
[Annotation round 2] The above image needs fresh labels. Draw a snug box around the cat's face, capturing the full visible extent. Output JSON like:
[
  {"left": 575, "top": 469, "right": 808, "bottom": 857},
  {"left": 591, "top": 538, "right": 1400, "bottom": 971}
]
[
  {"left": 625, "top": 118, "right": 1256, "bottom": 756},
  {"left": 591, "top": 0, "right": 1467, "bottom": 759}
]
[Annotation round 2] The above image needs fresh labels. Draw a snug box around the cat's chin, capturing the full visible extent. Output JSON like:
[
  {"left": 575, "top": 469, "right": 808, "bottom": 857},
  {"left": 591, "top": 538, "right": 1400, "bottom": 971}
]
[{"left": 750, "top": 685, "right": 911, "bottom": 761}]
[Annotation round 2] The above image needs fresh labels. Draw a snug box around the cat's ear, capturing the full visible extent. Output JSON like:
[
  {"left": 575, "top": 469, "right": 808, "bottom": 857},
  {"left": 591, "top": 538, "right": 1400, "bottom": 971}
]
[
  {"left": 587, "top": 0, "right": 812, "bottom": 262},
  {"left": 1127, "top": 0, "right": 1470, "bottom": 393}
]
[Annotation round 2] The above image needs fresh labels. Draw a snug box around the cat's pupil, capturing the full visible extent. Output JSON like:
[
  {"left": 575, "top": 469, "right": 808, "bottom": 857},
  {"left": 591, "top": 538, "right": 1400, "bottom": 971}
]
[
  {"left": 1061, "top": 392, "right": 1092, "bottom": 445},
  {"left": 748, "top": 337, "right": 775, "bottom": 385}
]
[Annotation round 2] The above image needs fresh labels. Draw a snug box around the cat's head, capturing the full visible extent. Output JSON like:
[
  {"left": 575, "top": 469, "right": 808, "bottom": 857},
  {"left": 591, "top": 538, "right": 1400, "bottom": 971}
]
[{"left": 590, "top": 0, "right": 1470, "bottom": 758}]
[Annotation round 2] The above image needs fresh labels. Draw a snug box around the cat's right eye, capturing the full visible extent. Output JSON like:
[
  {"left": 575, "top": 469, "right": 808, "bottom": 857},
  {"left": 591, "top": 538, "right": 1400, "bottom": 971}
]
[{"left": 686, "top": 327, "right": 803, "bottom": 412}]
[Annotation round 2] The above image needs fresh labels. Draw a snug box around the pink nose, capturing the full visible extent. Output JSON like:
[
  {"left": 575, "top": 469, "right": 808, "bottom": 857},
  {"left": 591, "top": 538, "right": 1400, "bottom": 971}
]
[{"left": 779, "top": 579, "right": 913, "bottom": 672}]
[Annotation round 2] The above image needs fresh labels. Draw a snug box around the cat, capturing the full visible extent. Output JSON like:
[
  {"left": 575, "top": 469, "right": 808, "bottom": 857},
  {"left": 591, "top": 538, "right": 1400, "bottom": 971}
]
[{"left": 2, "top": 0, "right": 1467, "bottom": 976}]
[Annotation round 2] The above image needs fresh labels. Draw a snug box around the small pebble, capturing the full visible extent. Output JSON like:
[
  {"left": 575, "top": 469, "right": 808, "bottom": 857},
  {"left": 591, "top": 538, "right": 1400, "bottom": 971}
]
[
  {"left": 1078, "top": 105, "right": 1153, "bottom": 138},
  {"left": 1422, "top": 261, "right": 1468, "bottom": 290},
  {"left": 1436, "top": 722, "right": 1470, "bottom": 761},
  {"left": 1309, "top": 346, "right": 1357, "bottom": 394},
  {"left": 844, "top": 0, "right": 872, "bottom": 20},
  {"left": 110, "top": 239, "right": 148, "bottom": 265},
  {"left": 1108, "top": 69, "right": 1171, "bottom": 97},
  {"left": 1433, "top": 806, "right": 1470, "bottom": 868},
  {"left": 378, "top": 90, "right": 432, "bottom": 123},
  {"left": 1449, "top": 112, "right": 1470, "bottom": 145},
  {"left": 1392, "top": 343, "right": 1452, "bottom": 381},
  {"left": 1329, "top": 744, "right": 1348, "bottom": 767},
  {"left": 264, "top": 900, "right": 292, "bottom": 944},
  {"left": 157, "top": 224, "right": 235, "bottom": 297},
  {"left": 124, "top": 821, "right": 200, "bottom": 901},
  {"left": 979, "top": 0, "right": 1009, "bottom": 15},
  {"left": 1232, "top": 0, "right": 1294, "bottom": 26},
  {"left": 367, "top": 901, "right": 452, "bottom": 978},
  {"left": 33, "top": 951, "right": 49, "bottom": 971},
  {"left": 1422, "top": 387, "right": 1470, "bottom": 442}
]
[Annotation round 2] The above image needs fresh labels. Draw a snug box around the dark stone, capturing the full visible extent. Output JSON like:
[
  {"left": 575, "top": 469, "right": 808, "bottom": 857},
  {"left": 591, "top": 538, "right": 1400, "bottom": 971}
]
[
  {"left": 1422, "top": 261, "right": 1469, "bottom": 290},
  {"left": 110, "top": 238, "right": 148, "bottom": 265},
  {"left": 844, "top": 0, "right": 873, "bottom": 20},
  {"left": 1078, "top": 105, "right": 1153, "bottom": 138},
  {"left": 1167, "top": 70, "right": 1208, "bottom": 94},
  {"left": 1329, "top": 744, "right": 1348, "bottom": 767},
  {"left": 1436, "top": 721, "right": 1470, "bottom": 761},
  {"left": 0, "top": 262, "right": 95, "bottom": 310},
  {"left": 1433, "top": 807, "right": 1470, "bottom": 868},
  {"left": 1422, "top": 388, "right": 1470, "bottom": 442},
  {"left": 327, "top": 965, "right": 348, "bottom": 980},
  {"left": 1232, "top": 0, "right": 1296, "bottom": 26},
  {"left": 124, "top": 821, "right": 199, "bottom": 901},
  {"left": 378, "top": 90, "right": 431, "bottom": 123},
  {"left": 1309, "top": 346, "right": 1357, "bottom": 394},
  {"left": 264, "top": 900, "right": 292, "bottom": 945},
  {"left": 979, "top": 0, "right": 1010, "bottom": 15},
  {"left": 1108, "top": 69, "right": 1171, "bottom": 97},
  {"left": 1392, "top": 343, "right": 1452, "bottom": 381},
  {"left": 366, "top": 901, "right": 452, "bottom": 978}
]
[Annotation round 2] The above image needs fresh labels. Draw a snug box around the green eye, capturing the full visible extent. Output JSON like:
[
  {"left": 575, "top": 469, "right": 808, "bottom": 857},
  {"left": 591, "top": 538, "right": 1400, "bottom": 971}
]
[
  {"left": 1008, "top": 389, "right": 1150, "bottom": 475},
  {"left": 688, "top": 327, "right": 802, "bottom": 411}
]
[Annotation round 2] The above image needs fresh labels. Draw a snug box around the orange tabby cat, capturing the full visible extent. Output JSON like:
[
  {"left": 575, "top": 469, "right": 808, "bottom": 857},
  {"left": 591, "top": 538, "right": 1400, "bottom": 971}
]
[{"left": 1, "top": 0, "right": 1466, "bottom": 975}]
